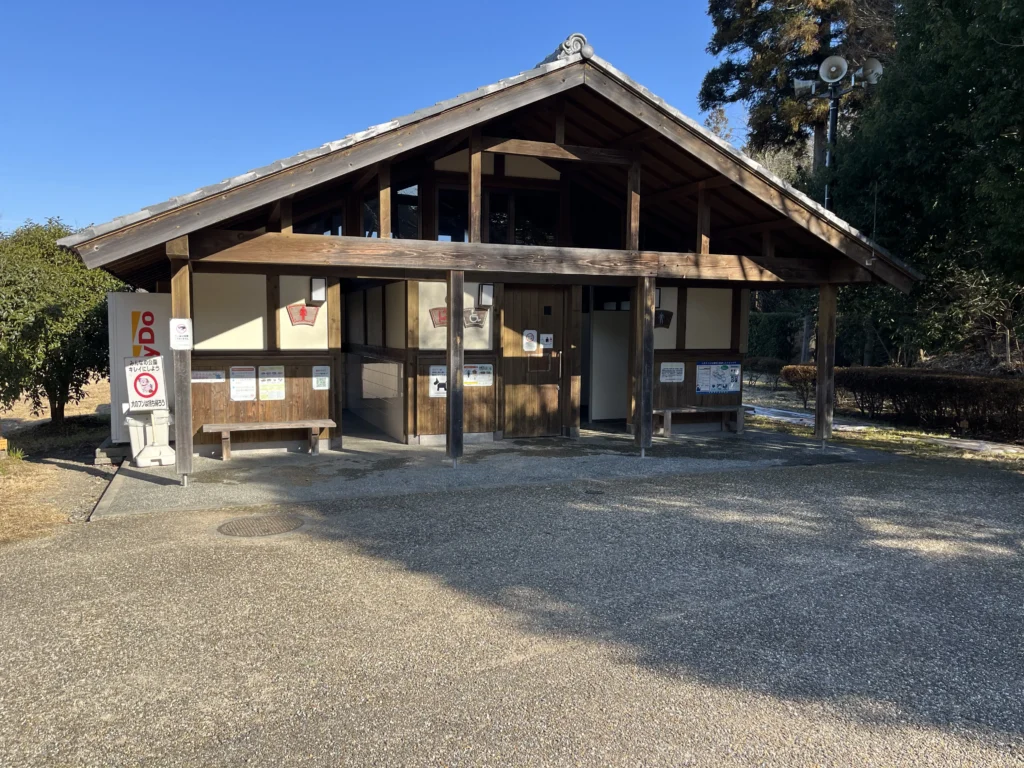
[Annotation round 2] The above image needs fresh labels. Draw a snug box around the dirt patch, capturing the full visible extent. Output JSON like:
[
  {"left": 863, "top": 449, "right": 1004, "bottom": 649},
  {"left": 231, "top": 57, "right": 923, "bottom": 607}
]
[
  {"left": 0, "top": 414, "right": 116, "bottom": 546},
  {"left": 1, "top": 379, "right": 111, "bottom": 435}
]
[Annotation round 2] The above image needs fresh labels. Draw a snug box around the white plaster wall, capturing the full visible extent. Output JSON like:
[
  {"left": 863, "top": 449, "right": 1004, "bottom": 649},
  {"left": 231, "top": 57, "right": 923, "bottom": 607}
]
[
  {"left": 385, "top": 282, "right": 406, "bottom": 349},
  {"left": 278, "top": 275, "right": 328, "bottom": 350},
  {"left": 654, "top": 286, "right": 678, "bottom": 350},
  {"left": 418, "top": 281, "right": 492, "bottom": 351},
  {"left": 505, "top": 155, "right": 560, "bottom": 180},
  {"left": 193, "top": 273, "right": 266, "bottom": 350},
  {"left": 685, "top": 287, "right": 733, "bottom": 350},
  {"left": 590, "top": 311, "right": 630, "bottom": 420},
  {"left": 435, "top": 150, "right": 496, "bottom": 175}
]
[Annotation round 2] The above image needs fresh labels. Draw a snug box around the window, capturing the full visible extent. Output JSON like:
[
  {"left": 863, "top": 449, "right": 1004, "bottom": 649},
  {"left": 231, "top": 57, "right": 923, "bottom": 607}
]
[
  {"left": 394, "top": 185, "right": 419, "bottom": 239},
  {"left": 514, "top": 190, "right": 559, "bottom": 246},
  {"left": 438, "top": 188, "right": 468, "bottom": 242},
  {"left": 488, "top": 192, "right": 510, "bottom": 244}
]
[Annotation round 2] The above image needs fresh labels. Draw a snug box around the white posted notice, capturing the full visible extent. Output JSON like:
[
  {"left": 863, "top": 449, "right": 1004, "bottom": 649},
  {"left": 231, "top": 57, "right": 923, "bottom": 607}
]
[
  {"left": 660, "top": 362, "right": 685, "bottom": 383},
  {"left": 312, "top": 365, "right": 331, "bottom": 391},
  {"left": 259, "top": 365, "right": 286, "bottom": 400},
  {"left": 125, "top": 356, "right": 168, "bottom": 412},
  {"left": 230, "top": 366, "right": 257, "bottom": 401},
  {"left": 429, "top": 365, "right": 447, "bottom": 398}
]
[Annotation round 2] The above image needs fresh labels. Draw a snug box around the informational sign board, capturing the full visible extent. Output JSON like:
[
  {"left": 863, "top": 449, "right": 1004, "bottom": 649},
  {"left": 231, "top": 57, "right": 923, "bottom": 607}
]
[
  {"left": 259, "top": 365, "right": 286, "bottom": 400},
  {"left": 522, "top": 330, "right": 538, "bottom": 353},
  {"left": 696, "top": 361, "right": 741, "bottom": 394},
  {"left": 192, "top": 370, "right": 225, "bottom": 383},
  {"left": 230, "top": 366, "right": 257, "bottom": 401},
  {"left": 660, "top": 362, "right": 685, "bottom": 383},
  {"left": 169, "top": 318, "right": 193, "bottom": 351},
  {"left": 540, "top": 333, "right": 554, "bottom": 350},
  {"left": 107, "top": 292, "right": 173, "bottom": 443},
  {"left": 429, "top": 365, "right": 447, "bottom": 397},
  {"left": 125, "top": 356, "right": 168, "bottom": 412},
  {"left": 464, "top": 363, "right": 493, "bottom": 388},
  {"left": 312, "top": 365, "right": 331, "bottom": 391}
]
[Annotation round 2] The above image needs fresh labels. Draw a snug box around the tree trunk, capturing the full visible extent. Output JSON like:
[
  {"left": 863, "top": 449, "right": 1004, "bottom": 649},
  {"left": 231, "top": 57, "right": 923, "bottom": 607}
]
[
  {"left": 48, "top": 396, "right": 66, "bottom": 429},
  {"left": 800, "top": 315, "right": 813, "bottom": 363}
]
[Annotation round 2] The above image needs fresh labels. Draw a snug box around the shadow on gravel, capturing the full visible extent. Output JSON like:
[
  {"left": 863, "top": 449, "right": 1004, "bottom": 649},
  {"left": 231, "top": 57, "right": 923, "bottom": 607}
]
[{"left": 302, "top": 458, "right": 1024, "bottom": 742}]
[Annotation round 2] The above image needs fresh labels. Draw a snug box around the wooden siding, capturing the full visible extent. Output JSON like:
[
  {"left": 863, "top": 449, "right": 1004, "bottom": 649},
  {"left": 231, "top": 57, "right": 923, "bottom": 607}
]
[
  {"left": 415, "top": 355, "right": 497, "bottom": 436},
  {"left": 191, "top": 355, "right": 332, "bottom": 445}
]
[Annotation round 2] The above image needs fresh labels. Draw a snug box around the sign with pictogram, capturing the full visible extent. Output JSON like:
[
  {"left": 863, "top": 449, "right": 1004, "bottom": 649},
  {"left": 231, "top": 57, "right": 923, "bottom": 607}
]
[
  {"left": 286, "top": 303, "right": 319, "bottom": 326},
  {"left": 125, "top": 356, "right": 168, "bottom": 412}
]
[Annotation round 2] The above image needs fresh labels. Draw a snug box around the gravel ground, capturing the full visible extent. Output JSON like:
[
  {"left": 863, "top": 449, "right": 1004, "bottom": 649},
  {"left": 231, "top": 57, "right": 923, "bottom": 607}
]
[
  {"left": 98, "top": 428, "right": 887, "bottom": 516},
  {"left": 2, "top": 456, "right": 1024, "bottom": 766}
]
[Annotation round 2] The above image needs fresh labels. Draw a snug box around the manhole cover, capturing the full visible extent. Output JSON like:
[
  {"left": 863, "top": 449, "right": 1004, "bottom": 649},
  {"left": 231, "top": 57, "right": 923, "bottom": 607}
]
[{"left": 217, "top": 514, "right": 304, "bottom": 538}]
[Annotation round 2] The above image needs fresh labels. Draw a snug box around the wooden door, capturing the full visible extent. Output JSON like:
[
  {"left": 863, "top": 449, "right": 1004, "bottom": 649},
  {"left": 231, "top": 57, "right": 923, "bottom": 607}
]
[{"left": 503, "top": 286, "right": 564, "bottom": 437}]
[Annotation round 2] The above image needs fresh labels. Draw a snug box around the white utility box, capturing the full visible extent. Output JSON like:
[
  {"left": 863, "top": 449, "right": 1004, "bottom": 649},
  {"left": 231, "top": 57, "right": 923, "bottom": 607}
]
[{"left": 125, "top": 408, "right": 176, "bottom": 467}]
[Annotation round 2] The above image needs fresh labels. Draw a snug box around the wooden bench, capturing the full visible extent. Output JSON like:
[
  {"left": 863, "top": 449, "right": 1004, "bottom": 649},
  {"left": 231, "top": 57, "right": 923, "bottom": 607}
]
[
  {"left": 654, "top": 406, "right": 745, "bottom": 436},
  {"left": 202, "top": 419, "right": 336, "bottom": 460}
]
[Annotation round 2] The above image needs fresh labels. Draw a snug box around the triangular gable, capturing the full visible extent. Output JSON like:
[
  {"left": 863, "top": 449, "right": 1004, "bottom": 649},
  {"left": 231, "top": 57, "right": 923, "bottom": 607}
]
[{"left": 60, "top": 35, "right": 919, "bottom": 291}]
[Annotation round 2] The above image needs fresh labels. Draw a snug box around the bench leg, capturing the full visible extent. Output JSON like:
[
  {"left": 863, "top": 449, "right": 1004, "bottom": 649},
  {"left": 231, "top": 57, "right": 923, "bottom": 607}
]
[
  {"left": 220, "top": 431, "right": 231, "bottom": 461},
  {"left": 309, "top": 428, "right": 320, "bottom": 456},
  {"left": 735, "top": 409, "right": 744, "bottom": 435},
  {"left": 663, "top": 411, "right": 672, "bottom": 438}
]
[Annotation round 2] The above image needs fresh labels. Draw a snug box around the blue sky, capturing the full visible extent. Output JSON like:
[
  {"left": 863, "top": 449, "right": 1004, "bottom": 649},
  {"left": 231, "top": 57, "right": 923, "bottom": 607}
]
[{"left": 0, "top": 1, "right": 744, "bottom": 233}]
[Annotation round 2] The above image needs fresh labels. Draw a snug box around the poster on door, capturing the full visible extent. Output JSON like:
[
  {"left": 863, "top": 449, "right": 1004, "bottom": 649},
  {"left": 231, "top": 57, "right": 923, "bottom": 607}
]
[
  {"left": 259, "top": 365, "right": 286, "bottom": 400},
  {"left": 695, "top": 361, "right": 741, "bottom": 393},
  {"left": 124, "top": 356, "right": 168, "bottom": 412},
  {"left": 464, "top": 363, "right": 493, "bottom": 388},
  {"left": 540, "top": 333, "right": 554, "bottom": 350},
  {"left": 522, "top": 329, "right": 538, "bottom": 352},
  {"left": 230, "top": 366, "right": 257, "bottom": 401},
  {"left": 429, "top": 365, "right": 447, "bottom": 397}
]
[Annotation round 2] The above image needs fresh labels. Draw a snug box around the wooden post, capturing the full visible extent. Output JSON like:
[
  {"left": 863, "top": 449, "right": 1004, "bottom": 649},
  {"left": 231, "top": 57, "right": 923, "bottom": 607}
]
[
  {"left": 554, "top": 97, "right": 566, "bottom": 145},
  {"left": 446, "top": 270, "right": 465, "bottom": 465},
  {"left": 280, "top": 198, "right": 293, "bottom": 234},
  {"left": 633, "top": 277, "right": 655, "bottom": 454},
  {"left": 626, "top": 160, "right": 641, "bottom": 250},
  {"left": 167, "top": 236, "right": 193, "bottom": 484},
  {"left": 561, "top": 284, "right": 582, "bottom": 438},
  {"left": 266, "top": 275, "right": 280, "bottom": 350},
  {"left": 697, "top": 182, "right": 711, "bottom": 254},
  {"left": 468, "top": 129, "right": 482, "bottom": 243},
  {"left": 815, "top": 283, "right": 838, "bottom": 441},
  {"left": 327, "top": 277, "right": 343, "bottom": 450},
  {"left": 405, "top": 280, "right": 419, "bottom": 443},
  {"left": 378, "top": 161, "right": 391, "bottom": 239}
]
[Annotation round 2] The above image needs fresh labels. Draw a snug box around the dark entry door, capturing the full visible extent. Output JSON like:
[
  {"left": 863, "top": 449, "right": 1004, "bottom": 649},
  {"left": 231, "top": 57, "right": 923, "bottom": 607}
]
[{"left": 503, "top": 286, "right": 564, "bottom": 437}]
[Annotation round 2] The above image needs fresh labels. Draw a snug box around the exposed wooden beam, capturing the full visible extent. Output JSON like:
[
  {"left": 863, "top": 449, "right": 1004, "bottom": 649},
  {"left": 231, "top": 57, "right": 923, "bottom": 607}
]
[
  {"left": 582, "top": 65, "right": 915, "bottom": 292},
  {"left": 627, "top": 160, "right": 641, "bottom": 250},
  {"left": 378, "top": 161, "right": 391, "bottom": 239},
  {"left": 481, "top": 137, "right": 635, "bottom": 166},
  {"left": 193, "top": 231, "right": 864, "bottom": 283},
  {"left": 280, "top": 198, "right": 292, "bottom": 234},
  {"left": 351, "top": 164, "right": 380, "bottom": 194},
  {"left": 469, "top": 129, "right": 482, "bottom": 243}
]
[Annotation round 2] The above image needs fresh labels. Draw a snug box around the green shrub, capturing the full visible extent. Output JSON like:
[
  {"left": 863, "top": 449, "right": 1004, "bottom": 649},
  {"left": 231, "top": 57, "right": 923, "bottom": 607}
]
[
  {"left": 746, "top": 356, "right": 786, "bottom": 389},
  {"left": 748, "top": 312, "right": 801, "bottom": 361},
  {"left": 781, "top": 365, "right": 816, "bottom": 408}
]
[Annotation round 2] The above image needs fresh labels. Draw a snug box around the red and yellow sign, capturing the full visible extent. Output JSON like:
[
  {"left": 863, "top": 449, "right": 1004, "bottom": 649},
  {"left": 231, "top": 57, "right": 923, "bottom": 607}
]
[{"left": 130, "top": 310, "right": 160, "bottom": 357}]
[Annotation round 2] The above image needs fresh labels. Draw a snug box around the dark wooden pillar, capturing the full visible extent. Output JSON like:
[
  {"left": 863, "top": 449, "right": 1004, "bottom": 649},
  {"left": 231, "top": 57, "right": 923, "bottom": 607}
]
[
  {"left": 633, "top": 277, "right": 655, "bottom": 453},
  {"left": 167, "top": 236, "right": 193, "bottom": 484},
  {"left": 446, "top": 270, "right": 465, "bottom": 465},
  {"left": 468, "top": 129, "right": 482, "bottom": 243},
  {"left": 378, "top": 161, "right": 391, "bottom": 239},
  {"left": 561, "top": 284, "right": 582, "bottom": 438},
  {"left": 815, "top": 283, "right": 838, "bottom": 440},
  {"left": 405, "top": 280, "right": 419, "bottom": 443},
  {"left": 327, "top": 277, "right": 343, "bottom": 450}
]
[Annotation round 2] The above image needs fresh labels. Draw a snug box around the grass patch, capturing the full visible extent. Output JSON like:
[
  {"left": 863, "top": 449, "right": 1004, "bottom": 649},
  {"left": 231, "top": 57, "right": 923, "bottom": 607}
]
[
  {"left": 747, "top": 415, "right": 1024, "bottom": 472},
  {"left": 0, "top": 458, "right": 67, "bottom": 546}
]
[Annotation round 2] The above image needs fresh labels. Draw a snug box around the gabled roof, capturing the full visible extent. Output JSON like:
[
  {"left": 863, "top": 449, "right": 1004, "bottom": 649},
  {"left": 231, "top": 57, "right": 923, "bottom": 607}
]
[{"left": 59, "top": 33, "right": 921, "bottom": 291}]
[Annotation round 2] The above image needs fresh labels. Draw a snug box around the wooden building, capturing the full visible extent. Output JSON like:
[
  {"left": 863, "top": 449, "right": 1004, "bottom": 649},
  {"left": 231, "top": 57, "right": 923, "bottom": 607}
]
[{"left": 60, "top": 34, "right": 920, "bottom": 479}]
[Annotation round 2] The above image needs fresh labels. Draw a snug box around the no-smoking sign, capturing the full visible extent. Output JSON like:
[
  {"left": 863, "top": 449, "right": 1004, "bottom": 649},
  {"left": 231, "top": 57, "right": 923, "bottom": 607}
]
[{"left": 125, "top": 356, "right": 168, "bottom": 411}]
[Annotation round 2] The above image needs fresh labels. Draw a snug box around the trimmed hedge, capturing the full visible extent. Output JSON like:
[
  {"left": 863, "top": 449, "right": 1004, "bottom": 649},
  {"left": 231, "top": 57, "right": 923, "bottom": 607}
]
[{"left": 779, "top": 365, "right": 1024, "bottom": 443}]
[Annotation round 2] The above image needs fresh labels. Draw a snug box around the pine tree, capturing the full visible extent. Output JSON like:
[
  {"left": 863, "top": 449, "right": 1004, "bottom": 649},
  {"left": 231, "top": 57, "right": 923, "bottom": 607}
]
[{"left": 699, "top": 0, "right": 895, "bottom": 168}]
